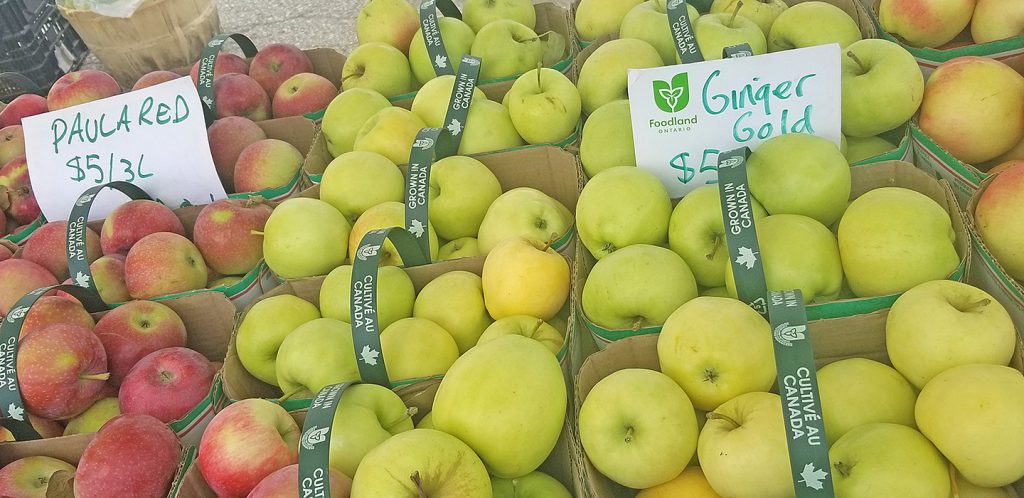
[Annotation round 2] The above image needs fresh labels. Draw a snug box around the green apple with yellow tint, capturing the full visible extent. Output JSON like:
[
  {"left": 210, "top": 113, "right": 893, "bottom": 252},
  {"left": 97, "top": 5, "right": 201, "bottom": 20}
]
[
  {"left": 413, "top": 271, "right": 492, "bottom": 354},
  {"left": 275, "top": 318, "right": 358, "bottom": 398},
  {"left": 577, "top": 38, "right": 663, "bottom": 114},
  {"left": 236, "top": 294, "right": 321, "bottom": 386},
  {"left": 321, "top": 88, "right": 391, "bottom": 157},
  {"left": 817, "top": 358, "right": 917, "bottom": 445},
  {"left": 408, "top": 18, "right": 476, "bottom": 86},
  {"left": 477, "top": 188, "right": 573, "bottom": 254},
  {"left": 428, "top": 155, "right": 502, "bottom": 240},
  {"left": 438, "top": 237, "right": 480, "bottom": 260},
  {"left": 579, "top": 100, "right": 635, "bottom": 177},
  {"left": 477, "top": 315, "right": 563, "bottom": 356},
  {"left": 381, "top": 317, "right": 460, "bottom": 381},
  {"left": 767, "top": 1, "right": 862, "bottom": 51},
  {"left": 710, "top": 0, "right": 787, "bottom": 37},
  {"left": 351, "top": 429, "right": 492, "bottom": 497},
  {"left": 830, "top": 423, "right": 950, "bottom": 498},
  {"left": 263, "top": 198, "right": 351, "bottom": 279},
  {"left": 326, "top": 383, "right": 415, "bottom": 478},
  {"left": 620, "top": 0, "right": 700, "bottom": 65},
  {"left": 577, "top": 166, "right": 672, "bottom": 259},
  {"left": 353, "top": 107, "right": 427, "bottom": 165},
  {"left": 348, "top": 201, "right": 439, "bottom": 265},
  {"left": 319, "top": 264, "right": 415, "bottom": 328},
  {"left": 319, "top": 151, "right": 404, "bottom": 224},
  {"left": 491, "top": 471, "right": 572, "bottom": 498},
  {"left": 694, "top": 11, "right": 768, "bottom": 60}
]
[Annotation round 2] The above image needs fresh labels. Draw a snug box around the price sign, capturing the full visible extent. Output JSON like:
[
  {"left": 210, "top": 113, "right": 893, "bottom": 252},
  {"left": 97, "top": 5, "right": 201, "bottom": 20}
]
[{"left": 22, "top": 77, "right": 228, "bottom": 221}]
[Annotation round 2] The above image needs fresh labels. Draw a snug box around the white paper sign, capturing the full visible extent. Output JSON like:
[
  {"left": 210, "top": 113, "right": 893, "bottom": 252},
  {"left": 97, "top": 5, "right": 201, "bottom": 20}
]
[
  {"left": 22, "top": 77, "right": 227, "bottom": 221},
  {"left": 627, "top": 44, "right": 842, "bottom": 198}
]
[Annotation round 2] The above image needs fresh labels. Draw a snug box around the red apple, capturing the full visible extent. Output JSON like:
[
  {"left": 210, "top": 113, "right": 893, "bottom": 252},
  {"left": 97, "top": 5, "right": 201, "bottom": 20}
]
[
  {"left": 0, "top": 125, "right": 25, "bottom": 166},
  {"left": 190, "top": 52, "right": 250, "bottom": 86},
  {"left": 17, "top": 323, "right": 108, "bottom": 420},
  {"left": 233, "top": 139, "right": 304, "bottom": 193},
  {"left": 0, "top": 456, "right": 76, "bottom": 497},
  {"left": 100, "top": 199, "right": 185, "bottom": 256},
  {"left": 249, "top": 43, "right": 315, "bottom": 96},
  {"left": 132, "top": 70, "right": 183, "bottom": 91},
  {"left": 46, "top": 70, "right": 121, "bottom": 111},
  {"left": 976, "top": 161, "right": 1024, "bottom": 281},
  {"left": 74, "top": 414, "right": 182, "bottom": 498},
  {"left": 0, "top": 155, "right": 41, "bottom": 225},
  {"left": 124, "top": 232, "right": 208, "bottom": 299},
  {"left": 214, "top": 73, "right": 271, "bottom": 122},
  {"left": 21, "top": 295, "right": 95, "bottom": 338},
  {"left": 272, "top": 72, "right": 338, "bottom": 118},
  {"left": 89, "top": 254, "right": 131, "bottom": 303},
  {"left": 119, "top": 347, "right": 215, "bottom": 423},
  {"left": 0, "top": 244, "right": 11, "bottom": 262},
  {"left": 21, "top": 220, "right": 102, "bottom": 280},
  {"left": 249, "top": 464, "right": 352, "bottom": 498},
  {"left": 988, "top": 159, "right": 1024, "bottom": 175},
  {"left": 0, "top": 210, "right": 6, "bottom": 238},
  {"left": 0, "top": 259, "right": 57, "bottom": 315},
  {"left": 193, "top": 198, "right": 273, "bottom": 275},
  {"left": 198, "top": 398, "right": 300, "bottom": 497},
  {"left": 0, "top": 94, "right": 49, "bottom": 128},
  {"left": 93, "top": 299, "right": 187, "bottom": 385},
  {"left": 207, "top": 116, "right": 267, "bottom": 192}
]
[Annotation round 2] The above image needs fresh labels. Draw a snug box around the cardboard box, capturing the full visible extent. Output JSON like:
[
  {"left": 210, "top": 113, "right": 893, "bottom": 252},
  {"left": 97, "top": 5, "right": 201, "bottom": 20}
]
[
  {"left": 572, "top": 311, "right": 1024, "bottom": 498},
  {"left": 967, "top": 176, "right": 1024, "bottom": 339}
]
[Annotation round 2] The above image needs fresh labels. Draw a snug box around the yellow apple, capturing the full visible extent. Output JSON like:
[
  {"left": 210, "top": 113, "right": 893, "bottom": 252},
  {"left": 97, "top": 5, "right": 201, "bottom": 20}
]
[
  {"left": 319, "top": 151, "right": 404, "bottom": 224},
  {"left": 481, "top": 237, "right": 570, "bottom": 321},
  {"left": 353, "top": 107, "right": 427, "bottom": 166},
  {"left": 972, "top": 0, "right": 1024, "bottom": 43},
  {"left": 637, "top": 466, "right": 721, "bottom": 498},
  {"left": 380, "top": 317, "right": 460, "bottom": 381},
  {"left": 476, "top": 315, "right": 563, "bottom": 356},
  {"left": 321, "top": 89, "right": 391, "bottom": 157}
]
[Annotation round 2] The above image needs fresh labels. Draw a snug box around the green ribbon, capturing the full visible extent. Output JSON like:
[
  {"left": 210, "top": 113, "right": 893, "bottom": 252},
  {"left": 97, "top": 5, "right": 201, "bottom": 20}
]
[
  {"left": 418, "top": 0, "right": 456, "bottom": 77},
  {"left": 723, "top": 43, "right": 754, "bottom": 59},
  {"left": 66, "top": 182, "right": 152, "bottom": 301},
  {"left": 406, "top": 128, "right": 443, "bottom": 258},
  {"left": 349, "top": 228, "right": 430, "bottom": 387},
  {"left": 0, "top": 285, "right": 107, "bottom": 440},
  {"left": 196, "top": 33, "right": 259, "bottom": 126},
  {"left": 297, "top": 382, "right": 358, "bottom": 497},
  {"left": 716, "top": 147, "right": 768, "bottom": 316},
  {"left": 436, "top": 55, "right": 481, "bottom": 158},
  {"left": 666, "top": 0, "right": 703, "bottom": 64},
  {"left": 767, "top": 289, "right": 835, "bottom": 497}
]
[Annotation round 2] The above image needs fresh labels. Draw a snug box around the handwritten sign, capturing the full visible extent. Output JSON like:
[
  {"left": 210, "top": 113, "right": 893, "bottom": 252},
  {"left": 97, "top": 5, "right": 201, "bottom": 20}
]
[
  {"left": 22, "top": 77, "right": 227, "bottom": 221},
  {"left": 627, "top": 44, "right": 841, "bottom": 198}
]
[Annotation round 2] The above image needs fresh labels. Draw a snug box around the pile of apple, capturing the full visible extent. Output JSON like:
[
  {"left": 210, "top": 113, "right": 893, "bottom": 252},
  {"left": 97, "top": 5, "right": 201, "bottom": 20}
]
[
  {"left": 878, "top": 0, "right": 1018, "bottom": 48},
  {"left": 975, "top": 162, "right": 1024, "bottom": 286},
  {"left": 574, "top": 0, "right": 926, "bottom": 177},
  {"left": 579, "top": 278, "right": 1024, "bottom": 497},
  {"left": 348, "top": 0, "right": 566, "bottom": 97}
]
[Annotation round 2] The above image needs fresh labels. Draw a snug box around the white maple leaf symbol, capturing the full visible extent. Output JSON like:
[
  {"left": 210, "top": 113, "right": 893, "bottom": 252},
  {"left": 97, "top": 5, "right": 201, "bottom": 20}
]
[
  {"left": 202, "top": 96, "right": 214, "bottom": 106},
  {"left": 799, "top": 462, "right": 828, "bottom": 490},
  {"left": 735, "top": 247, "right": 758, "bottom": 270},
  {"left": 408, "top": 219, "right": 426, "bottom": 238},
  {"left": 435, "top": 54, "right": 448, "bottom": 69},
  {"left": 74, "top": 272, "right": 91, "bottom": 287},
  {"left": 360, "top": 345, "right": 380, "bottom": 366},
  {"left": 447, "top": 118, "right": 462, "bottom": 136},
  {"left": 6, "top": 403, "right": 24, "bottom": 422}
]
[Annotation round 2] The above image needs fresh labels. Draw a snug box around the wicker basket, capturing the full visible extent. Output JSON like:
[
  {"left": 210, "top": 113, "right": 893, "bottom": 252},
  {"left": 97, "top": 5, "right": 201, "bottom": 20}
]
[{"left": 58, "top": 0, "right": 220, "bottom": 85}]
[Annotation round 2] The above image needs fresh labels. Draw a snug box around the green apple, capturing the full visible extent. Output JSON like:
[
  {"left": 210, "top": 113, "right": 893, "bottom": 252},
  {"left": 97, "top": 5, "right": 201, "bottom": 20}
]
[
  {"left": 767, "top": 1, "right": 862, "bottom": 52},
  {"left": 817, "top": 358, "right": 917, "bottom": 445},
  {"left": 432, "top": 335, "right": 566, "bottom": 478},
  {"left": 575, "top": 0, "right": 645, "bottom": 41},
  {"left": 477, "top": 315, "right": 563, "bottom": 356},
  {"left": 700, "top": 286, "right": 730, "bottom": 298},
  {"left": 582, "top": 244, "right": 697, "bottom": 330},
  {"left": 320, "top": 151, "right": 405, "bottom": 224},
  {"left": 506, "top": 68, "right": 581, "bottom": 145},
  {"left": 579, "top": 368, "right": 697, "bottom": 489},
  {"left": 830, "top": 423, "right": 950, "bottom": 498},
  {"left": 953, "top": 473, "right": 1015, "bottom": 498},
  {"left": 409, "top": 17, "right": 476, "bottom": 86},
  {"left": 319, "top": 264, "right": 415, "bottom": 328},
  {"left": 464, "top": 0, "right": 536, "bottom": 32},
  {"left": 838, "top": 187, "right": 959, "bottom": 297},
  {"left": 698, "top": 392, "right": 794, "bottom": 498},
  {"left": 426, "top": 155, "right": 502, "bottom": 240},
  {"left": 275, "top": 318, "right": 358, "bottom": 398},
  {"left": 236, "top": 294, "right": 321, "bottom": 386},
  {"left": 469, "top": 20, "right": 545, "bottom": 80},
  {"left": 476, "top": 187, "right": 573, "bottom": 254},
  {"left": 341, "top": 42, "right": 413, "bottom": 98},
  {"left": 413, "top": 271, "right": 492, "bottom": 354},
  {"left": 710, "top": 0, "right": 787, "bottom": 37},
  {"left": 63, "top": 397, "right": 120, "bottom": 435},
  {"left": 668, "top": 184, "right": 768, "bottom": 288},
  {"left": 356, "top": 0, "right": 420, "bottom": 53},
  {"left": 381, "top": 317, "right": 460, "bottom": 381},
  {"left": 842, "top": 39, "right": 924, "bottom": 138},
  {"left": 845, "top": 135, "right": 896, "bottom": 164},
  {"left": 658, "top": 297, "right": 775, "bottom": 411},
  {"left": 438, "top": 237, "right": 481, "bottom": 260},
  {"left": 351, "top": 429, "right": 492, "bottom": 497},
  {"left": 348, "top": 201, "right": 439, "bottom": 265},
  {"left": 321, "top": 89, "right": 392, "bottom": 158},
  {"left": 577, "top": 38, "right": 663, "bottom": 114},
  {"left": 263, "top": 198, "right": 351, "bottom": 279},
  {"left": 491, "top": 471, "right": 572, "bottom": 498},
  {"left": 416, "top": 412, "right": 434, "bottom": 429},
  {"left": 724, "top": 214, "right": 844, "bottom": 303},
  {"left": 579, "top": 100, "right": 636, "bottom": 177},
  {"left": 620, "top": 0, "right": 700, "bottom": 66},
  {"left": 577, "top": 166, "right": 672, "bottom": 259},
  {"left": 481, "top": 237, "right": 570, "bottom": 321},
  {"left": 887, "top": 280, "right": 1016, "bottom": 390},
  {"left": 694, "top": 12, "right": 768, "bottom": 60},
  {"left": 327, "top": 383, "right": 415, "bottom": 478},
  {"left": 458, "top": 100, "right": 526, "bottom": 155},
  {"left": 410, "top": 75, "right": 486, "bottom": 128},
  {"left": 747, "top": 133, "right": 851, "bottom": 227},
  {"left": 353, "top": 107, "right": 427, "bottom": 165}
]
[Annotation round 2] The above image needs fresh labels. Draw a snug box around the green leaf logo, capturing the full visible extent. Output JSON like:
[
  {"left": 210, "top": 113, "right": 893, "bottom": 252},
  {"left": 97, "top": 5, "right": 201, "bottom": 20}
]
[{"left": 653, "top": 73, "right": 690, "bottom": 113}]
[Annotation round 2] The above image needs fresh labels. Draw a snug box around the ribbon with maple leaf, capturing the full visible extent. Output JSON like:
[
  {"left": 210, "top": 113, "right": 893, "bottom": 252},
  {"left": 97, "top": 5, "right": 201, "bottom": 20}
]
[
  {"left": 195, "top": 33, "right": 259, "bottom": 126},
  {"left": 296, "top": 381, "right": 359, "bottom": 497},
  {"left": 417, "top": 0, "right": 462, "bottom": 78}
]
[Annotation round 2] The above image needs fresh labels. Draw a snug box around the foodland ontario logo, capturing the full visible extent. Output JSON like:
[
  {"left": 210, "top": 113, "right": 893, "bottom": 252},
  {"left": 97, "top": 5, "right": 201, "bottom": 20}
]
[{"left": 651, "top": 72, "right": 699, "bottom": 133}]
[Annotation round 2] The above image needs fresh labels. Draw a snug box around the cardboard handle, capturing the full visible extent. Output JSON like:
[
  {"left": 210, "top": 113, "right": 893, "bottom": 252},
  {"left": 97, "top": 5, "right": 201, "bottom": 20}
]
[
  {"left": 767, "top": 290, "right": 834, "bottom": 497},
  {"left": 0, "top": 285, "right": 108, "bottom": 440},
  {"left": 418, "top": 0, "right": 459, "bottom": 77},
  {"left": 435, "top": 55, "right": 481, "bottom": 158},
  {"left": 297, "top": 382, "right": 358, "bottom": 497},
  {"left": 196, "top": 33, "right": 260, "bottom": 126},
  {"left": 723, "top": 43, "right": 754, "bottom": 59},
  {"left": 666, "top": 0, "right": 704, "bottom": 64},
  {"left": 716, "top": 147, "right": 769, "bottom": 316},
  {"left": 66, "top": 181, "right": 152, "bottom": 302},
  {"left": 349, "top": 228, "right": 430, "bottom": 387}
]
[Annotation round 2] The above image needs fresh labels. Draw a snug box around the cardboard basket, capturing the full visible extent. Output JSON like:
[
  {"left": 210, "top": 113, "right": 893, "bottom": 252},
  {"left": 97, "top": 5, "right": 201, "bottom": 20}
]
[
  {"left": 848, "top": 124, "right": 914, "bottom": 166},
  {"left": 967, "top": 175, "right": 1024, "bottom": 338},
  {"left": 909, "top": 122, "right": 986, "bottom": 207},
  {"left": 572, "top": 310, "right": 1024, "bottom": 498}
]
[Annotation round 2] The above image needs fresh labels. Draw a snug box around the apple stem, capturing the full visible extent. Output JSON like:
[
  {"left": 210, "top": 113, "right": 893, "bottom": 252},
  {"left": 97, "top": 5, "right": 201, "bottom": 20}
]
[
  {"left": 706, "top": 235, "right": 722, "bottom": 261},
  {"left": 959, "top": 298, "right": 991, "bottom": 313},
  {"left": 245, "top": 196, "right": 266, "bottom": 209},
  {"left": 706, "top": 411, "right": 740, "bottom": 428},
  {"left": 529, "top": 318, "right": 545, "bottom": 337},
  {"left": 728, "top": 1, "right": 744, "bottom": 28},
  {"left": 845, "top": 51, "right": 868, "bottom": 74},
  {"left": 537, "top": 61, "right": 543, "bottom": 88},
  {"left": 834, "top": 461, "right": 852, "bottom": 478},
  {"left": 277, "top": 387, "right": 304, "bottom": 403},
  {"left": 624, "top": 426, "right": 634, "bottom": 444},
  {"left": 410, "top": 471, "right": 428, "bottom": 498},
  {"left": 79, "top": 372, "right": 110, "bottom": 381},
  {"left": 384, "top": 407, "right": 419, "bottom": 430},
  {"left": 541, "top": 234, "right": 557, "bottom": 252},
  {"left": 250, "top": 230, "right": 265, "bottom": 237},
  {"left": 950, "top": 463, "right": 961, "bottom": 498}
]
